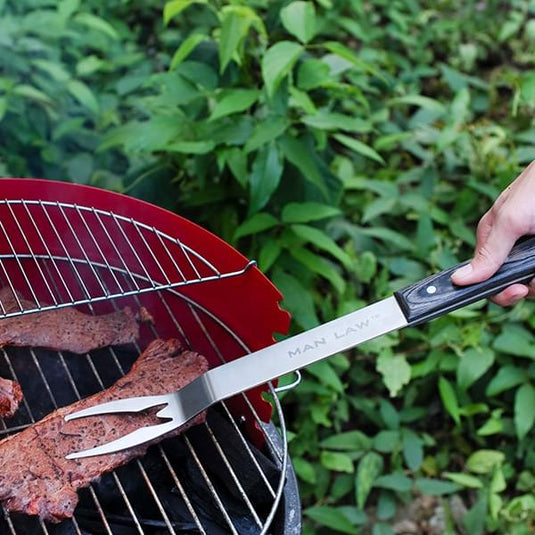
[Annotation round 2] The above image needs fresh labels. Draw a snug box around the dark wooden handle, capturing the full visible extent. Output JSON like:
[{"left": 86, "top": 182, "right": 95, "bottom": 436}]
[{"left": 394, "top": 236, "right": 535, "bottom": 326}]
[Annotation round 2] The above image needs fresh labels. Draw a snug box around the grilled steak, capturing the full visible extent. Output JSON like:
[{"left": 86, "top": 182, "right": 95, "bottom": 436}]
[
  {"left": 0, "top": 377, "right": 22, "bottom": 418},
  {"left": 0, "top": 287, "right": 140, "bottom": 354},
  {"left": 0, "top": 339, "right": 209, "bottom": 522}
]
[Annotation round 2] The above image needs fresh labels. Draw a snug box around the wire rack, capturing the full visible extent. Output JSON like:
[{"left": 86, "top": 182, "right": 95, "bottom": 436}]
[
  {"left": 0, "top": 200, "right": 254, "bottom": 318},
  {"left": 0, "top": 199, "right": 292, "bottom": 534}
]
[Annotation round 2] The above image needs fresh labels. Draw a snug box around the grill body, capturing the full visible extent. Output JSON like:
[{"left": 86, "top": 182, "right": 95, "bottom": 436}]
[{"left": 0, "top": 179, "right": 299, "bottom": 534}]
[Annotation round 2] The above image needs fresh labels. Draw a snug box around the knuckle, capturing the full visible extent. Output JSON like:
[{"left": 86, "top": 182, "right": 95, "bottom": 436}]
[{"left": 495, "top": 208, "right": 525, "bottom": 235}]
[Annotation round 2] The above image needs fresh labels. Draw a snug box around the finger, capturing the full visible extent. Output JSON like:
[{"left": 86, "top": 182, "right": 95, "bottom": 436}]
[
  {"left": 490, "top": 284, "right": 530, "bottom": 307},
  {"left": 452, "top": 213, "right": 519, "bottom": 286},
  {"left": 451, "top": 213, "right": 493, "bottom": 286}
]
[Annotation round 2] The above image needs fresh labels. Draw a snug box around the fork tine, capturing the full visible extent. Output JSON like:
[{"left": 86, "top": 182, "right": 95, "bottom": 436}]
[
  {"left": 65, "top": 420, "right": 179, "bottom": 459},
  {"left": 65, "top": 393, "right": 171, "bottom": 421}
]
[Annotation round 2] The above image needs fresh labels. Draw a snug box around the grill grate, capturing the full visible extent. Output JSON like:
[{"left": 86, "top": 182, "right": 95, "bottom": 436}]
[
  {"left": 0, "top": 200, "right": 254, "bottom": 319},
  {"left": 0, "top": 199, "right": 290, "bottom": 534}
]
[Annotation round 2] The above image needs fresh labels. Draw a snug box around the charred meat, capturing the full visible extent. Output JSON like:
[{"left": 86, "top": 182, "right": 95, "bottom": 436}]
[
  {"left": 0, "top": 339, "right": 209, "bottom": 523},
  {"left": 0, "top": 377, "right": 22, "bottom": 418},
  {"left": 0, "top": 287, "right": 141, "bottom": 354}
]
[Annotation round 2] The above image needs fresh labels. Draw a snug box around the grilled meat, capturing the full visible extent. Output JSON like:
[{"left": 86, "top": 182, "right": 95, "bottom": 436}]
[
  {"left": 0, "top": 339, "right": 208, "bottom": 523},
  {"left": 0, "top": 377, "right": 22, "bottom": 418},
  {"left": 0, "top": 287, "right": 140, "bottom": 354}
]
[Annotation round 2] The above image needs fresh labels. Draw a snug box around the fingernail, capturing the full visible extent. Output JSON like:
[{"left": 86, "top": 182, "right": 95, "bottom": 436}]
[{"left": 453, "top": 263, "right": 472, "bottom": 281}]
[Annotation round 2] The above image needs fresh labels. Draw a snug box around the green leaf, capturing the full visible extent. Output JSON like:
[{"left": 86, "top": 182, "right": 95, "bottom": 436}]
[
  {"left": 307, "top": 360, "right": 345, "bottom": 393},
  {"left": 297, "top": 59, "right": 331, "bottom": 90},
  {"left": 258, "top": 239, "right": 281, "bottom": 272},
  {"left": 67, "top": 153, "right": 93, "bottom": 183},
  {"left": 334, "top": 134, "right": 385, "bottom": 165},
  {"left": 374, "top": 473, "right": 412, "bottom": 492},
  {"left": 374, "top": 132, "right": 413, "bottom": 151},
  {"left": 466, "top": 450, "right": 505, "bottom": 474},
  {"left": 323, "top": 41, "right": 383, "bottom": 79},
  {"left": 32, "top": 59, "right": 70, "bottom": 83},
  {"left": 380, "top": 400, "right": 400, "bottom": 430},
  {"left": 73, "top": 12, "right": 118, "bottom": 39},
  {"left": 514, "top": 383, "right": 535, "bottom": 440},
  {"left": 289, "top": 86, "right": 317, "bottom": 113},
  {"left": 502, "top": 495, "right": 535, "bottom": 525},
  {"left": 521, "top": 70, "right": 535, "bottom": 102},
  {"left": 305, "top": 506, "right": 358, "bottom": 534},
  {"left": 261, "top": 41, "right": 303, "bottom": 98},
  {"left": 438, "top": 377, "right": 460, "bottom": 425},
  {"left": 463, "top": 491, "right": 487, "bottom": 535},
  {"left": 293, "top": 457, "right": 316, "bottom": 484},
  {"left": 321, "top": 451, "right": 354, "bottom": 473},
  {"left": 320, "top": 430, "right": 372, "bottom": 452},
  {"left": 209, "top": 89, "right": 260, "bottom": 122},
  {"left": 372, "top": 524, "right": 395, "bottom": 535},
  {"left": 76, "top": 55, "right": 106, "bottom": 77},
  {"left": 490, "top": 467, "right": 506, "bottom": 494},
  {"left": 362, "top": 197, "right": 397, "bottom": 223},
  {"left": 486, "top": 365, "right": 527, "bottom": 396},
  {"left": 233, "top": 213, "right": 278, "bottom": 240},
  {"left": 281, "top": 202, "right": 341, "bottom": 223},
  {"left": 355, "top": 451, "right": 383, "bottom": 509},
  {"left": 224, "top": 147, "right": 248, "bottom": 187},
  {"left": 402, "top": 429, "right": 423, "bottom": 471},
  {"left": 457, "top": 347, "right": 495, "bottom": 390},
  {"left": 271, "top": 270, "right": 318, "bottom": 329},
  {"left": 389, "top": 95, "right": 446, "bottom": 115},
  {"left": 280, "top": 1, "right": 317, "bottom": 44},
  {"left": 278, "top": 134, "right": 328, "bottom": 197},
  {"left": 166, "top": 140, "right": 215, "bottom": 154},
  {"left": 493, "top": 324, "right": 535, "bottom": 359},
  {"left": 164, "top": 0, "right": 207, "bottom": 25},
  {"left": 249, "top": 142, "right": 283, "bottom": 214},
  {"left": 245, "top": 116, "right": 290, "bottom": 153},
  {"left": 58, "top": 0, "right": 80, "bottom": 20},
  {"left": 343, "top": 177, "right": 397, "bottom": 197},
  {"left": 444, "top": 472, "right": 484, "bottom": 489},
  {"left": 13, "top": 85, "right": 54, "bottom": 107},
  {"left": 373, "top": 430, "right": 401, "bottom": 453},
  {"left": 291, "top": 224, "right": 352, "bottom": 269},
  {"left": 376, "top": 351, "right": 411, "bottom": 397},
  {"left": 67, "top": 79, "right": 99, "bottom": 114},
  {"left": 101, "top": 116, "right": 182, "bottom": 152},
  {"left": 477, "top": 409, "right": 504, "bottom": 436},
  {"left": 415, "top": 478, "right": 460, "bottom": 496},
  {"left": 449, "top": 87, "right": 471, "bottom": 125},
  {"left": 290, "top": 246, "right": 345, "bottom": 294},
  {"left": 169, "top": 33, "right": 207, "bottom": 71},
  {"left": 302, "top": 112, "right": 372, "bottom": 133},
  {"left": 218, "top": 6, "right": 260, "bottom": 72},
  {"left": 354, "top": 251, "right": 377, "bottom": 283},
  {"left": 376, "top": 492, "right": 396, "bottom": 521}
]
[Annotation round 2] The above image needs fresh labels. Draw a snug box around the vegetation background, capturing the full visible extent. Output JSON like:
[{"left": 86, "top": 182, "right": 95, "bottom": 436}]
[{"left": 0, "top": 0, "right": 534, "bottom": 533}]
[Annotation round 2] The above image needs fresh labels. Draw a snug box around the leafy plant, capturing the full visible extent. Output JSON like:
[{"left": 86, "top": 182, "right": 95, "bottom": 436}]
[{"left": 1, "top": 0, "right": 534, "bottom": 533}]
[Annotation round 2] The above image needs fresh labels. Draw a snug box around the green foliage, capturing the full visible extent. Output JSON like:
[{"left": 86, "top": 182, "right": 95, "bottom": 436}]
[{"left": 1, "top": 0, "right": 535, "bottom": 533}]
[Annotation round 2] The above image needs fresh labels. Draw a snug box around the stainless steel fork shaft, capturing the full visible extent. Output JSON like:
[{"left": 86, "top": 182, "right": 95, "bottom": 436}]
[{"left": 202, "top": 297, "right": 407, "bottom": 402}]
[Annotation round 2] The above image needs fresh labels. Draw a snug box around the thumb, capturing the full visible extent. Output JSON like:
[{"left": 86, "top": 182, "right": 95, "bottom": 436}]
[{"left": 452, "top": 223, "right": 518, "bottom": 286}]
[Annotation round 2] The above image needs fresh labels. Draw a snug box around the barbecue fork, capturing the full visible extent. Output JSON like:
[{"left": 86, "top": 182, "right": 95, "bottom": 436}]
[{"left": 65, "top": 236, "right": 535, "bottom": 459}]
